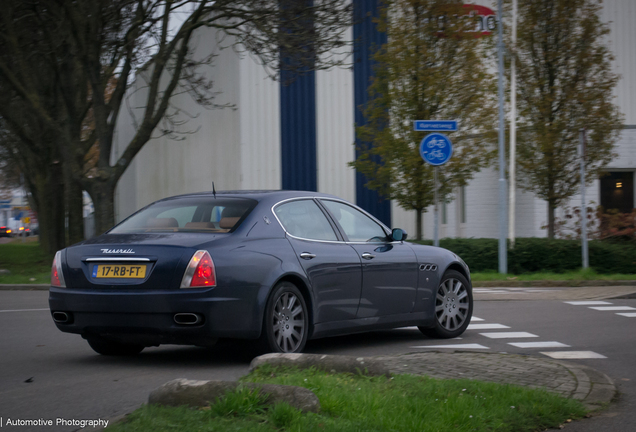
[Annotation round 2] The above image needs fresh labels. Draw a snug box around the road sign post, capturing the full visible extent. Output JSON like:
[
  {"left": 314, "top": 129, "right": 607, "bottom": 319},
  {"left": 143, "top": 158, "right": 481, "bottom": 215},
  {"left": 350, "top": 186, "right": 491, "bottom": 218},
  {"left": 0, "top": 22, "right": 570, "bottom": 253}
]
[
  {"left": 580, "top": 129, "right": 589, "bottom": 269},
  {"left": 417, "top": 131, "right": 454, "bottom": 247}
]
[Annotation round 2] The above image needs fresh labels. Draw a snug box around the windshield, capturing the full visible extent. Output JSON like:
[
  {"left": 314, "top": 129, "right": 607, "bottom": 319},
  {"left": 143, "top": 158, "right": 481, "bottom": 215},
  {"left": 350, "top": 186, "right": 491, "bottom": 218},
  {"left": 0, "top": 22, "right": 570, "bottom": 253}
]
[{"left": 109, "top": 197, "right": 257, "bottom": 234}]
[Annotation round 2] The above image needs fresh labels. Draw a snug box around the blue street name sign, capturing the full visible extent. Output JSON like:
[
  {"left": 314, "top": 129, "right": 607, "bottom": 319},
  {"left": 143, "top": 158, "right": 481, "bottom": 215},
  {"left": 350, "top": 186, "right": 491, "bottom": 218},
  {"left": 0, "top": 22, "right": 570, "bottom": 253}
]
[
  {"left": 420, "top": 133, "right": 453, "bottom": 166},
  {"left": 413, "top": 120, "right": 458, "bottom": 132}
]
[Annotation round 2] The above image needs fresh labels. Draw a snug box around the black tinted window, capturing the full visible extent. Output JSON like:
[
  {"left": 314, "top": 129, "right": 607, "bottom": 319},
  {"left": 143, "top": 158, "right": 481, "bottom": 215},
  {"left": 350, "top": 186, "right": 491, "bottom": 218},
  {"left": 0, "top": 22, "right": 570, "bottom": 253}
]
[
  {"left": 274, "top": 200, "right": 338, "bottom": 241},
  {"left": 110, "top": 198, "right": 256, "bottom": 234},
  {"left": 321, "top": 200, "right": 387, "bottom": 242}
]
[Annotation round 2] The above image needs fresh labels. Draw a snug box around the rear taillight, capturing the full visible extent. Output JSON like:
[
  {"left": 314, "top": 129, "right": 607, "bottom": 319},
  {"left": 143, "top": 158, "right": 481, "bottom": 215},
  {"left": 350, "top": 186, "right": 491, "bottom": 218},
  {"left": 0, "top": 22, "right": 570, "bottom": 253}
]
[
  {"left": 180, "top": 250, "right": 216, "bottom": 288},
  {"left": 51, "top": 251, "right": 66, "bottom": 288}
]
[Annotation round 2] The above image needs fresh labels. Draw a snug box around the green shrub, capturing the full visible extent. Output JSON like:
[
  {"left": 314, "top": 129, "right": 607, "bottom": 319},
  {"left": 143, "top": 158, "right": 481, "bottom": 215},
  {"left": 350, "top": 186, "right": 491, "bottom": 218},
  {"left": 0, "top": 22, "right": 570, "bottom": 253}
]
[{"left": 410, "top": 238, "right": 636, "bottom": 274}]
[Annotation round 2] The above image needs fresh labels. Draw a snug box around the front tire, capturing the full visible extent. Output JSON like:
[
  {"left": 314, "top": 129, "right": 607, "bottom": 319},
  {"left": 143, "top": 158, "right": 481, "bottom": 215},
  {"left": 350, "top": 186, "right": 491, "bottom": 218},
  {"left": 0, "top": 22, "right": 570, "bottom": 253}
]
[
  {"left": 419, "top": 270, "right": 473, "bottom": 339},
  {"left": 86, "top": 337, "right": 144, "bottom": 356},
  {"left": 260, "top": 282, "right": 309, "bottom": 353}
]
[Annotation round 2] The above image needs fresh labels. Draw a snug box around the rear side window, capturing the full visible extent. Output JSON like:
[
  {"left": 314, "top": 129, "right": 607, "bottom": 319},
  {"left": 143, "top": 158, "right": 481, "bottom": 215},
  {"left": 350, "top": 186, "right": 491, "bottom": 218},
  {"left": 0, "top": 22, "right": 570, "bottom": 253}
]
[
  {"left": 109, "top": 198, "right": 257, "bottom": 234},
  {"left": 274, "top": 200, "right": 338, "bottom": 241}
]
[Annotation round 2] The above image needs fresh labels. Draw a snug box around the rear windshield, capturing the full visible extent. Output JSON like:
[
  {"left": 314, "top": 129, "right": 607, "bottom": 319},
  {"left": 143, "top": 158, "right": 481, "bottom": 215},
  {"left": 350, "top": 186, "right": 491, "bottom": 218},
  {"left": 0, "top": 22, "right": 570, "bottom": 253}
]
[{"left": 109, "top": 197, "right": 257, "bottom": 234}]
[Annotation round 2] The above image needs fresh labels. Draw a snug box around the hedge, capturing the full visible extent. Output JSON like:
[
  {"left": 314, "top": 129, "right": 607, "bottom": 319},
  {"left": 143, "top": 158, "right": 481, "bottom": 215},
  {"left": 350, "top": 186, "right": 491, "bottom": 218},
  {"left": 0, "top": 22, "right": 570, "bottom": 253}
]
[{"left": 410, "top": 238, "right": 636, "bottom": 274}]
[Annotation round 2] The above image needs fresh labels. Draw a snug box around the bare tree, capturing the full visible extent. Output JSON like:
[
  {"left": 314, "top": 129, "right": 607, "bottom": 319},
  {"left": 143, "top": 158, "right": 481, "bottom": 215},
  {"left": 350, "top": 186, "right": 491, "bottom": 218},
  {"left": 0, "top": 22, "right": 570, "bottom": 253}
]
[{"left": 0, "top": 0, "right": 353, "bottom": 238}]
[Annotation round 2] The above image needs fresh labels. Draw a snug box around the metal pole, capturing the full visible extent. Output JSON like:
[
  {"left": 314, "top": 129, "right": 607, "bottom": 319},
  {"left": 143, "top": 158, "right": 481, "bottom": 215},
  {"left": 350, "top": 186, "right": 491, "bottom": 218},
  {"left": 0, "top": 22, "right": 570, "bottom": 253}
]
[
  {"left": 434, "top": 166, "right": 439, "bottom": 247},
  {"left": 508, "top": 0, "right": 517, "bottom": 248},
  {"left": 580, "top": 129, "right": 589, "bottom": 269},
  {"left": 497, "top": 0, "right": 508, "bottom": 273}
]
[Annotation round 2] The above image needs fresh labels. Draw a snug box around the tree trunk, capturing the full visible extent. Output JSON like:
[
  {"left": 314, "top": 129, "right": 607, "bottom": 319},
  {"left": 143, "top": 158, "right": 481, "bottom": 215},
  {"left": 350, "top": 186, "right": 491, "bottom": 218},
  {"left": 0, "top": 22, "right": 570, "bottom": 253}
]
[
  {"left": 547, "top": 199, "right": 556, "bottom": 240},
  {"left": 33, "top": 163, "right": 66, "bottom": 255},
  {"left": 88, "top": 180, "right": 117, "bottom": 236},
  {"left": 416, "top": 208, "right": 423, "bottom": 241},
  {"left": 64, "top": 165, "right": 85, "bottom": 245}
]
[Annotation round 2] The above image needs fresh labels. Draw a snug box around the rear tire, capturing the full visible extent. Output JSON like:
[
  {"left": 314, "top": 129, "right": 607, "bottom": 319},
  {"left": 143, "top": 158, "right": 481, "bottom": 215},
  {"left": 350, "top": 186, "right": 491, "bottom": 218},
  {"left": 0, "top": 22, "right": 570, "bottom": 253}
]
[
  {"left": 87, "top": 337, "right": 144, "bottom": 356},
  {"left": 419, "top": 270, "right": 473, "bottom": 339},
  {"left": 260, "top": 282, "right": 309, "bottom": 353}
]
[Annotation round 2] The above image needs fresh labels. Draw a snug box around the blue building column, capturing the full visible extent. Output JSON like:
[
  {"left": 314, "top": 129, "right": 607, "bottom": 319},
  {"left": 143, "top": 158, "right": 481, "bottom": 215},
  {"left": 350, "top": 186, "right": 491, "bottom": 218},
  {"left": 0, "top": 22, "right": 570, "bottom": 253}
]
[
  {"left": 279, "top": 1, "right": 317, "bottom": 192},
  {"left": 280, "top": 70, "right": 317, "bottom": 191},
  {"left": 353, "top": 0, "right": 391, "bottom": 227}
]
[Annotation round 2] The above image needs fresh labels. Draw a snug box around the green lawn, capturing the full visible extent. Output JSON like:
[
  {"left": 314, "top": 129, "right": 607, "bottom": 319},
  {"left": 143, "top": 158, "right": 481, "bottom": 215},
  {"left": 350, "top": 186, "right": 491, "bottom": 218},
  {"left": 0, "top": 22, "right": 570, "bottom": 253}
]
[
  {"left": 472, "top": 268, "right": 636, "bottom": 282},
  {"left": 107, "top": 366, "right": 586, "bottom": 432},
  {"left": 0, "top": 240, "right": 52, "bottom": 284}
]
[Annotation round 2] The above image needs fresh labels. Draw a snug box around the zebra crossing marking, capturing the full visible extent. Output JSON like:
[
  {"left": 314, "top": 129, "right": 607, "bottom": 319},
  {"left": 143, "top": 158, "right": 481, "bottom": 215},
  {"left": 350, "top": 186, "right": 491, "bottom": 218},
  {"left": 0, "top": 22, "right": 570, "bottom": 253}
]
[
  {"left": 412, "top": 343, "right": 489, "bottom": 349},
  {"left": 589, "top": 306, "right": 636, "bottom": 311},
  {"left": 540, "top": 351, "right": 607, "bottom": 359},
  {"left": 480, "top": 332, "right": 538, "bottom": 339},
  {"left": 467, "top": 323, "right": 510, "bottom": 330},
  {"left": 508, "top": 341, "right": 570, "bottom": 348}
]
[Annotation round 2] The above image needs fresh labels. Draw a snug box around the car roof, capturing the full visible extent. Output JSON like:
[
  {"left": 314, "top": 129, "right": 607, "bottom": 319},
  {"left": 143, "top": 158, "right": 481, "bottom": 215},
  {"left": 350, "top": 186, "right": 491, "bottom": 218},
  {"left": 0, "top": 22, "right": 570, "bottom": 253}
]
[{"left": 160, "top": 190, "right": 342, "bottom": 203}]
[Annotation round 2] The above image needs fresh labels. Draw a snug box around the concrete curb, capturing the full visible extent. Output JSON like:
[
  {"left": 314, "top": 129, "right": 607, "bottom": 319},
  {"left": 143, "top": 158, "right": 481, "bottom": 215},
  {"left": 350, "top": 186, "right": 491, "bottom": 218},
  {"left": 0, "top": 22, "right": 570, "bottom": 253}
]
[
  {"left": 250, "top": 353, "right": 391, "bottom": 377},
  {"left": 148, "top": 379, "right": 320, "bottom": 413},
  {"left": 473, "top": 280, "right": 636, "bottom": 287},
  {"left": 375, "top": 351, "right": 616, "bottom": 412},
  {"left": 554, "top": 360, "right": 617, "bottom": 411},
  {"left": 84, "top": 352, "right": 615, "bottom": 430}
]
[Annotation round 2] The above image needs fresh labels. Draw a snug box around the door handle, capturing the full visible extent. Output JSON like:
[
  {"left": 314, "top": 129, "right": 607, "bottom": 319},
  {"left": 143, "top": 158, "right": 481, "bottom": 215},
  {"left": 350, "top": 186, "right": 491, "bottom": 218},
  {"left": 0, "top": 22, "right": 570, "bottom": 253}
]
[
  {"left": 300, "top": 252, "right": 316, "bottom": 260},
  {"left": 361, "top": 252, "right": 375, "bottom": 260}
]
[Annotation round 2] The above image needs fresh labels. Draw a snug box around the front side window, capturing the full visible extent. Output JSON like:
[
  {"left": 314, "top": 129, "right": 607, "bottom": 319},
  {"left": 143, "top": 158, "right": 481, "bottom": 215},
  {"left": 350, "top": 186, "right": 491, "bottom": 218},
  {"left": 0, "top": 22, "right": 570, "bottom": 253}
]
[
  {"left": 321, "top": 200, "right": 387, "bottom": 242},
  {"left": 274, "top": 200, "right": 338, "bottom": 241},
  {"left": 109, "top": 198, "right": 256, "bottom": 234}
]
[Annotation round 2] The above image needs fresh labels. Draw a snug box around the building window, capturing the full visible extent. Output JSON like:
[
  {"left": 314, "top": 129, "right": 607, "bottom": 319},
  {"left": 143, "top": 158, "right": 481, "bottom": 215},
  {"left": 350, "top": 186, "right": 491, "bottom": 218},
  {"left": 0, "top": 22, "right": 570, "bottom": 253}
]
[{"left": 600, "top": 172, "right": 634, "bottom": 213}]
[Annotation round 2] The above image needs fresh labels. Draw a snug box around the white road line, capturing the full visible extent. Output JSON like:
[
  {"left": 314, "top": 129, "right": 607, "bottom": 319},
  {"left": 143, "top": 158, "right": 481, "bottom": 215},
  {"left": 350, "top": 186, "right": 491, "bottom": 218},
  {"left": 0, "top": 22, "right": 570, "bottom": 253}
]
[
  {"left": 616, "top": 313, "right": 636, "bottom": 317},
  {"left": 0, "top": 308, "right": 49, "bottom": 313},
  {"left": 480, "top": 332, "right": 538, "bottom": 339},
  {"left": 412, "top": 344, "right": 489, "bottom": 349},
  {"left": 541, "top": 351, "right": 607, "bottom": 359},
  {"left": 467, "top": 323, "right": 510, "bottom": 330},
  {"left": 564, "top": 301, "right": 612, "bottom": 306},
  {"left": 470, "top": 316, "right": 484, "bottom": 322},
  {"left": 589, "top": 306, "right": 636, "bottom": 311},
  {"left": 473, "top": 289, "right": 507, "bottom": 293},
  {"left": 508, "top": 341, "right": 570, "bottom": 348}
]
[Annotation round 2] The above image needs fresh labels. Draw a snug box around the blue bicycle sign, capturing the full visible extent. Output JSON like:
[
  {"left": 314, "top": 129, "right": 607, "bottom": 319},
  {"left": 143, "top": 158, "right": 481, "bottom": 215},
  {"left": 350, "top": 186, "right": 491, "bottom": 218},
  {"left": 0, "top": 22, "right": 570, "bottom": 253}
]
[{"left": 420, "top": 133, "right": 453, "bottom": 166}]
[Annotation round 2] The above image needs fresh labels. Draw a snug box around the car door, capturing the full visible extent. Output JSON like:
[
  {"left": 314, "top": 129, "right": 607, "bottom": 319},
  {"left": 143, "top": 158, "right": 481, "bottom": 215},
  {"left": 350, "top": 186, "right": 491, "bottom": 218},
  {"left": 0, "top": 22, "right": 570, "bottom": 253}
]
[
  {"left": 319, "top": 199, "right": 419, "bottom": 318},
  {"left": 273, "top": 199, "right": 363, "bottom": 324}
]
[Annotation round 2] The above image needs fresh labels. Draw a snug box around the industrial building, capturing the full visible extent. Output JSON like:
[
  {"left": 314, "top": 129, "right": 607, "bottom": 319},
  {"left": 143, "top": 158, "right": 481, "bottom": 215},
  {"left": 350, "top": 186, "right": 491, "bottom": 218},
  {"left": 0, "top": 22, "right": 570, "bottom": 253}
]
[{"left": 113, "top": 0, "right": 636, "bottom": 240}]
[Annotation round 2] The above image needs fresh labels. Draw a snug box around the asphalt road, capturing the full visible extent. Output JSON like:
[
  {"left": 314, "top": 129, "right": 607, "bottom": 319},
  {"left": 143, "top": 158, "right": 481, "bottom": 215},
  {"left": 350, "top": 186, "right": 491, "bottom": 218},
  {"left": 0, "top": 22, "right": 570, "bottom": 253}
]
[{"left": 0, "top": 290, "right": 634, "bottom": 431}]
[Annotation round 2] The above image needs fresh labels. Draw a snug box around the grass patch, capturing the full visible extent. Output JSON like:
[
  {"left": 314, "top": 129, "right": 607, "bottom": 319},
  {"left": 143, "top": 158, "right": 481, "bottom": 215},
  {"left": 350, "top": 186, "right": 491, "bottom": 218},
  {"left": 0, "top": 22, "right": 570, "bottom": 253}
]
[
  {"left": 0, "top": 241, "right": 51, "bottom": 284},
  {"left": 472, "top": 268, "right": 636, "bottom": 282},
  {"left": 108, "top": 366, "right": 586, "bottom": 432}
]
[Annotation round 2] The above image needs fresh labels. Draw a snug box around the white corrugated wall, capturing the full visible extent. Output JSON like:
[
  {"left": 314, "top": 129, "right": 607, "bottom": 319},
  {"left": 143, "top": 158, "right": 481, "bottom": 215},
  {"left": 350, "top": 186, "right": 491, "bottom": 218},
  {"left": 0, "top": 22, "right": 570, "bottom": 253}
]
[
  {"left": 239, "top": 53, "right": 281, "bottom": 190},
  {"left": 316, "top": 25, "right": 356, "bottom": 203}
]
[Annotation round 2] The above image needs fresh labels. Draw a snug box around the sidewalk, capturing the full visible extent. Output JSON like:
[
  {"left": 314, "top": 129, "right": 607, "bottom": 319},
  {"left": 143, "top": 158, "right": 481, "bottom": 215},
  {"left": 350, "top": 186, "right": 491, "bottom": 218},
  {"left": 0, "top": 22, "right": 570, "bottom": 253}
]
[{"left": 375, "top": 351, "right": 615, "bottom": 411}]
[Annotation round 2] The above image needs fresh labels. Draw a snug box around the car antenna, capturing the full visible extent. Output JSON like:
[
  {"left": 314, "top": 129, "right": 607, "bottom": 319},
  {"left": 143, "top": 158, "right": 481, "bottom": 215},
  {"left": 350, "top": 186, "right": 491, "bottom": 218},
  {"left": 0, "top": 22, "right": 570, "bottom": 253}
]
[{"left": 212, "top": 182, "right": 216, "bottom": 199}]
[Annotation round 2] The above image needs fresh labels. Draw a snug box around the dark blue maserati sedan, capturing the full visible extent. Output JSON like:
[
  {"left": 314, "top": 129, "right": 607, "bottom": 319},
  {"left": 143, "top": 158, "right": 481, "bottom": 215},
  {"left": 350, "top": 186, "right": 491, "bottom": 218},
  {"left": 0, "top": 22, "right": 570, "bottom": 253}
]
[{"left": 49, "top": 190, "right": 473, "bottom": 355}]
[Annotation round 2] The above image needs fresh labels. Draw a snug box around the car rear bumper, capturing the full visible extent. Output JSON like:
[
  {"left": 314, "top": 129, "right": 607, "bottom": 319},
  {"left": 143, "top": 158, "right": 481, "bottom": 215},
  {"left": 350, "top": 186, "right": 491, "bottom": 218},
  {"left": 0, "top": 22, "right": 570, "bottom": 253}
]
[{"left": 49, "top": 286, "right": 263, "bottom": 345}]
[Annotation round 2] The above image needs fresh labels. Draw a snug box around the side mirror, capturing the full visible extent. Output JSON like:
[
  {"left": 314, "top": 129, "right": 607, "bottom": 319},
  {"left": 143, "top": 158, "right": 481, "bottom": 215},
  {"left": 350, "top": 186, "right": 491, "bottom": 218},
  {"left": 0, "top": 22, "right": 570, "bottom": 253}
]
[{"left": 391, "top": 228, "right": 407, "bottom": 242}]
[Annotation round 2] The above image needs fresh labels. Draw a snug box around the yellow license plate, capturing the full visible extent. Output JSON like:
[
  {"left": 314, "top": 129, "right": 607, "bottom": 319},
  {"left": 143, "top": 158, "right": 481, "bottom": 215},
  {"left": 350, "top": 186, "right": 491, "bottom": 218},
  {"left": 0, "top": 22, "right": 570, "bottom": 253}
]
[{"left": 93, "top": 264, "right": 147, "bottom": 279}]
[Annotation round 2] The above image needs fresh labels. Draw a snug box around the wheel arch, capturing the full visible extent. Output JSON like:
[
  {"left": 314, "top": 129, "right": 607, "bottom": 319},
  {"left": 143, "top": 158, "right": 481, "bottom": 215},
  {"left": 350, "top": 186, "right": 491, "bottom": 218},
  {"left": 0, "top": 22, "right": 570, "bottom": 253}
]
[
  {"left": 444, "top": 262, "right": 471, "bottom": 286},
  {"left": 266, "top": 273, "right": 315, "bottom": 339}
]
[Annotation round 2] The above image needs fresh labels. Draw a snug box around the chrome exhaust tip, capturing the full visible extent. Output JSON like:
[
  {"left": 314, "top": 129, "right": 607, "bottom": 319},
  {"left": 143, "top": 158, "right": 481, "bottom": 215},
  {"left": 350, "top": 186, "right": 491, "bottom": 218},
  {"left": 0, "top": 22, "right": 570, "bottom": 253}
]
[
  {"left": 173, "top": 313, "right": 203, "bottom": 325},
  {"left": 52, "top": 311, "right": 72, "bottom": 324}
]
